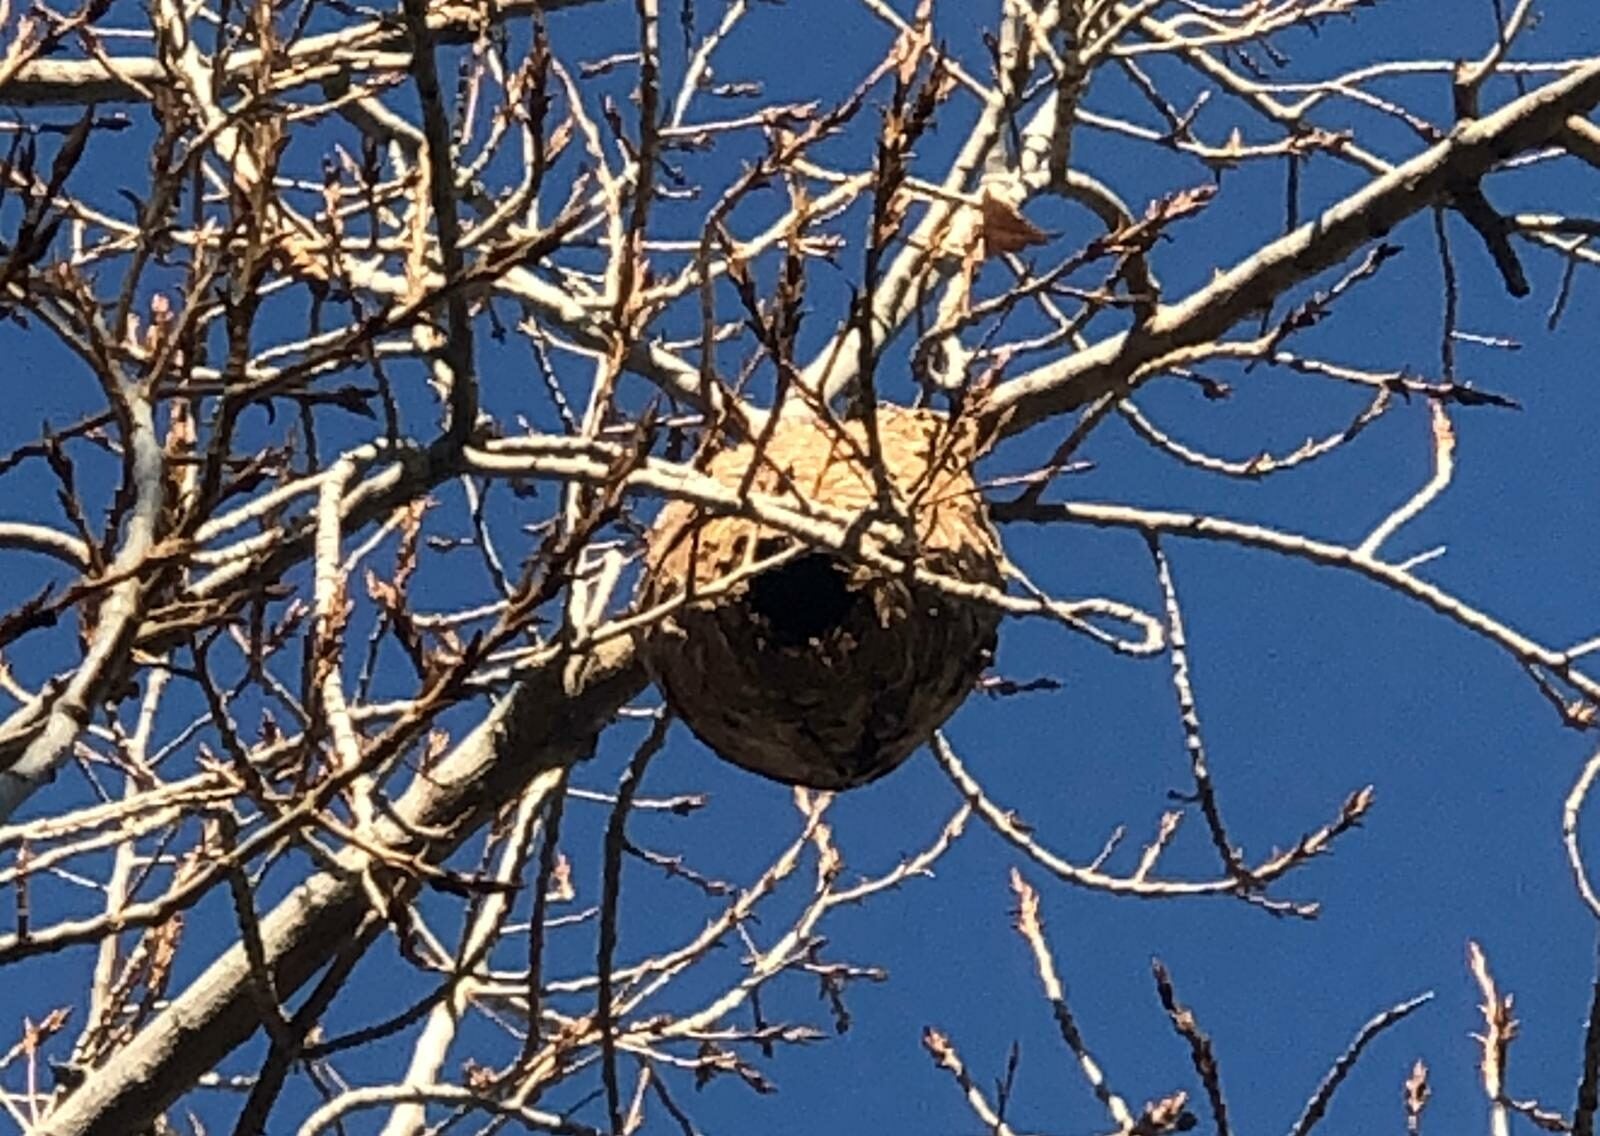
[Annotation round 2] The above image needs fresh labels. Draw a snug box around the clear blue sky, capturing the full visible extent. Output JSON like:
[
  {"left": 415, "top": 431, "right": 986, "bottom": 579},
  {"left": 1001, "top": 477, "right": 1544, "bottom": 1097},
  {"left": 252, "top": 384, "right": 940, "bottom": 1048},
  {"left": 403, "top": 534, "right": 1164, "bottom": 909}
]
[{"left": 4, "top": 2, "right": 1600, "bottom": 1135}]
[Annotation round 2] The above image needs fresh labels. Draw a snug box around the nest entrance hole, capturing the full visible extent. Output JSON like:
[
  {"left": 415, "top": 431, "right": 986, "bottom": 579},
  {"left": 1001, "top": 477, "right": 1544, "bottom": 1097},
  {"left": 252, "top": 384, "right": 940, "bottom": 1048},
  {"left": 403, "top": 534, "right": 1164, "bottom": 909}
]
[{"left": 746, "top": 541, "right": 859, "bottom": 648}]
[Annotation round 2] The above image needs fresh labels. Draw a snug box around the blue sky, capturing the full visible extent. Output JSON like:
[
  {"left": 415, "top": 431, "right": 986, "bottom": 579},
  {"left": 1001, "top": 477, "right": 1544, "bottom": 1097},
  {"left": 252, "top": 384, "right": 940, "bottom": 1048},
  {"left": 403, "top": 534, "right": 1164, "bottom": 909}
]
[{"left": 4, "top": 2, "right": 1600, "bottom": 1135}]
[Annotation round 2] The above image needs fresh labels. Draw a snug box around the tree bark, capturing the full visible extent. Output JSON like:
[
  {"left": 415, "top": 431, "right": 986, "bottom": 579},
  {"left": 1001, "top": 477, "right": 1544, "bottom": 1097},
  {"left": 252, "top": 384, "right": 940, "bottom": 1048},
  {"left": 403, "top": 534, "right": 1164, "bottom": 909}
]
[{"left": 35, "top": 639, "right": 645, "bottom": 1136}]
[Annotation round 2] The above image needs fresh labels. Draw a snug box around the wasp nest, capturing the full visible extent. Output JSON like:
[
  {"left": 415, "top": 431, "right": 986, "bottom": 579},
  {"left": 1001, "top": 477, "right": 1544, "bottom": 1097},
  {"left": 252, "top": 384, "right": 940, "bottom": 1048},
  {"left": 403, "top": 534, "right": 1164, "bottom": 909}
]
[{"left": 639, "top": 406, "right": 1003, "bottom": 790}]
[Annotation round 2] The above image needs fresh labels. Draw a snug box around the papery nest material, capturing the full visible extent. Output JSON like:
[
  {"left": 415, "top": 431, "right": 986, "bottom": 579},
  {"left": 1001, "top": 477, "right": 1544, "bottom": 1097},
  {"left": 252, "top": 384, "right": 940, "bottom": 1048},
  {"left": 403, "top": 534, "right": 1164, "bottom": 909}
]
[{"left": 639, "top": 406, "right": 1004, "bottom": 790}]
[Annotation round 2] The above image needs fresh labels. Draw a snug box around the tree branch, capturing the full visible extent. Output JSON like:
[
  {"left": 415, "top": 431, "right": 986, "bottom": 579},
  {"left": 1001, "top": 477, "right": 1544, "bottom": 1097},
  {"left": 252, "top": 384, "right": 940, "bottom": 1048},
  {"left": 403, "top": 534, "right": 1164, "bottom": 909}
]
[
  {"left": 984, "top": 61, "right": 1600, "bottom": 436},
  {"left": 34, "top": 638, "right": 645, "bottom": 1136},
  {"left": 0, "top": 0, "right": 607, "bottom": 107}
]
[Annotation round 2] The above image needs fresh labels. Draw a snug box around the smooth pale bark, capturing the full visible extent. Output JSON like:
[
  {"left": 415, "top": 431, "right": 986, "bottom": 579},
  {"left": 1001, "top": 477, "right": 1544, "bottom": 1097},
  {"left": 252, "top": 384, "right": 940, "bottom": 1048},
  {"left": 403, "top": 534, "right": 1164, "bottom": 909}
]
[
  {"left": 984, "top": 60, "right": 1600, "bottom": 435},
  {"left": 36, "top": 639, "right": 645, "bottom": 1136}
]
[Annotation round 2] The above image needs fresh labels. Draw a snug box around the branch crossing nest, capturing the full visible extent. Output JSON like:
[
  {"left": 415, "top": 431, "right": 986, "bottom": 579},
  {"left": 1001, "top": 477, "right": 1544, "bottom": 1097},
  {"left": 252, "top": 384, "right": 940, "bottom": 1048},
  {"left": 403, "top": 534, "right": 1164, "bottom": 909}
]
[{"left": 640, "top": 407, "right": 1002, "bottom": 790}]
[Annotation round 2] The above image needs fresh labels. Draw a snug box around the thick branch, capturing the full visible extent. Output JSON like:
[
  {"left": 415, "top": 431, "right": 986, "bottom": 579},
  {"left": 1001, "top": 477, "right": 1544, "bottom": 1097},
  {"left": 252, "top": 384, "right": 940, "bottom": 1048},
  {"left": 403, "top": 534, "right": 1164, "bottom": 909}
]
[
  {"left": 984, "top": 61, "right": 1600, "bottom": 436},
  {"left": 34, "top": 638, "right": 645, "bottom": 1136},
  {"left": 0, "top": 396, "right": 163, "bottom": 822}
]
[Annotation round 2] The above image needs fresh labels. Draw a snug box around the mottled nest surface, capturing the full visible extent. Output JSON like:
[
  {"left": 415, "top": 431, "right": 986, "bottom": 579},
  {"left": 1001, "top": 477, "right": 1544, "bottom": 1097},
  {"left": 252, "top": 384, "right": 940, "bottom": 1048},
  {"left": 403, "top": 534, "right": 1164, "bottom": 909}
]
[{"left": 640, "top": 407, "right": 1003, "bottom": 790}]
